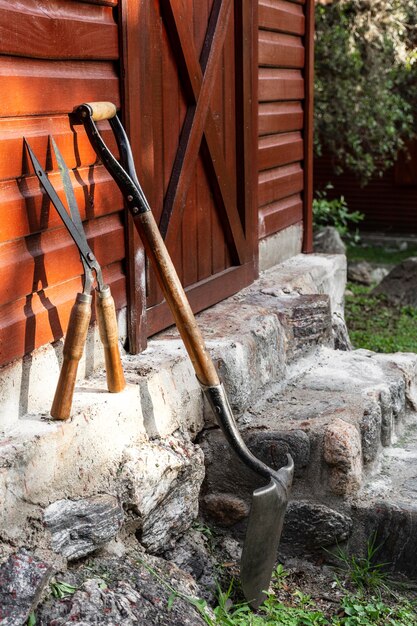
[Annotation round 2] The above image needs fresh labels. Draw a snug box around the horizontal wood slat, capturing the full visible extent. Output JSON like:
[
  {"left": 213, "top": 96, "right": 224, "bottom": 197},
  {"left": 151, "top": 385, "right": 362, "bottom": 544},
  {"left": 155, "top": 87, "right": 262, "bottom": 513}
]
[
  {"left": 258, "top": 101, "right": 303, "bottom": 135},
  {"left": 259, "top": 68, "right": 304, "bottom": 102},
  {"left": 258, "top": 131, "right": 303, "bottom": 170},
  {"left": 0, "top": 165, "right": 123, "bottom": 242},
  {"left": 77, "top": 0, "right": 118, "bottom": 6},
  {"left": 258, "top": 0, "right": 305, "bottom": 35},
  {"left": 0, "top": 213, "right": 124, "bottom": 306},
  {"left": 259, "top": 31, "right": 304, "bottom": 68},
  {"left": 0, "top": 56, "right": 120, "bottom": 118},
  {"left": 0, "top": 262, "right": 126, "bottom": 366},
  {"left": 259, "top": 194, "right": 303, "bottom": 238},
  {"left": 0, "top": 117, "right": 118, "bottom": 182},
  {"left": 0, "top": 1, "right": 118, "bottom": 60},
  {"left": 258, "top": 162, "right": 303, "bottom": 207},
  {"left": 315, "top": 152, "right": 417, "bottom": 232}
]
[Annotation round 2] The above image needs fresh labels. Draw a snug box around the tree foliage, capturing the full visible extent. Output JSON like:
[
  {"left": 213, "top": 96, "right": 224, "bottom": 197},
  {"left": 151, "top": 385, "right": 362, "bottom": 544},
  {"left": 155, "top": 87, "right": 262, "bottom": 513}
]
[{"left": 314, "top": 0, "right": 417, "bottom": 183}]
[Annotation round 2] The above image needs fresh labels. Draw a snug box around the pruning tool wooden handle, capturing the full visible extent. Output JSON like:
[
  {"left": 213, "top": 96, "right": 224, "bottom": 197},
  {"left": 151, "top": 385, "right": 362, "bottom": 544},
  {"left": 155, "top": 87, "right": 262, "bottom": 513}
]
[
  {"left": 82, "top": 101, "right": 117, "bottom": 122},
  {"left": 51, "top": 293, "right": 92, "bottom": 420},
  {"left": 96, "top": 286, "right": 126, "bottom": 393}
]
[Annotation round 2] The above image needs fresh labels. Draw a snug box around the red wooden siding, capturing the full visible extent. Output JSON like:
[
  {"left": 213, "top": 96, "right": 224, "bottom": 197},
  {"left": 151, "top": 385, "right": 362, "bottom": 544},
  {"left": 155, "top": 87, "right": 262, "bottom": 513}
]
[
  {"left": 315, "top": 148, "right": 417, "bottom": 233},
  {"left": 130, "top": 0, "right": 258, "bottom": 337},
  {"left": 258, "top": 0, "right": 313, "bottom": 244},
  {"left": 0, "top": 0, "right": 125, "bottom": 366},
  {"left": 0, "top": 0, "right": 314, "bottom": 369}
]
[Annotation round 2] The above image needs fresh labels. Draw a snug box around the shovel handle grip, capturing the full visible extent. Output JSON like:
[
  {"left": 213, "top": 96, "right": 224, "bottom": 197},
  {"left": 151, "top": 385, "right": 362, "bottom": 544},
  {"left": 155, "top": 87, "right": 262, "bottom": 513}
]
[
  {"left": 96, "top": 287, "right": 126, "bottom": 393},
  {"left": 51, "top": 293, "right": 92, "bottom": 420},
  {"left": 81, "top": 102, "right": 117, "bottom": 122}
]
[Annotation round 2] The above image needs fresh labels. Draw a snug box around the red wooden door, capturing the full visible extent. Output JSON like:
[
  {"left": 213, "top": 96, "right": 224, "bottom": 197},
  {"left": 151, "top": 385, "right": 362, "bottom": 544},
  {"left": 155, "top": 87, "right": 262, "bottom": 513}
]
[{"left": 123, "top": 0, "right": 258, "bottom": 340}]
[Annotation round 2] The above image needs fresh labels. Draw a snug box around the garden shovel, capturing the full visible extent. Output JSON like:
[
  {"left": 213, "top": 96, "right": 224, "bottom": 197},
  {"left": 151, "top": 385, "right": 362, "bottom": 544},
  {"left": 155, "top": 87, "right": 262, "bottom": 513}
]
[{"left": 74, "top": 101, "right": 294, "bottom": 608}]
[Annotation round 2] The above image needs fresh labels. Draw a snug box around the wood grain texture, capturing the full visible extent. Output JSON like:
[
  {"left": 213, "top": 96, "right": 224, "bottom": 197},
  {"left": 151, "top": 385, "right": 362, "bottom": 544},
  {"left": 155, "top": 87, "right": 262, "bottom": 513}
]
[
  {"left": 302, "top": 0, "right": 314, "bottom": 253},
  {"left": 258, "top": 163, "right": 304, "bottom": 207},
  {"left": 258, "top": 131, "right": 303, "bottom": 170},
  {"left": 78, "top": 0, "right": 118, "bottom": 5},
  {"left": 258, "top": 101, "right": 303, "bottom": 135},
  {"left": 147, "top": 263, "right": 256, "bottom": 336},
  {"left": 259, "top": 195, "right": 303, "bottom": 239},
  {"left": 138, "top": 0, "right": 257, "bottom": 337},
  {"left": 119, "top": 0, "right": 148, "bottom": 353},
  {"left": 0, "top": 0, "right": 126, "bottom": 368},
  {"left": 0, "top": 116, "right": 117, "bottom": 182},
  {"left": 0, "top": 166, "right": 123, "bottom": 242},
  {"left": 95, "top": 288, "right": 126, "bottom": 392},
  {"left": 0, "top": 56, "right": 120, "bottom": 117},
  {"left": 50, "top": 293, "right": 92, "bottom": 420},
  {"left": 0, "top": 1, "right": 118, "bottom": 60},
  {"left": 259, "top": 68, "right": 304, "bottom": 101},
  {"left": 135, "top": 211, "right": 219, "bottom": 387},
  {"left": 258, "top": 0, "right": 305, "bottom": 35},
  {"left": 259, "top": 31, "right": 304, "bottom": 68},
  {"left": 256, "top": 0, "right": 311, "bottom": 242},
  {"left": 0, "top": 263, "right": 126, "bottom": 366},
  {"left": 0, "top": 213, "right": 124, "bottom": 306}
]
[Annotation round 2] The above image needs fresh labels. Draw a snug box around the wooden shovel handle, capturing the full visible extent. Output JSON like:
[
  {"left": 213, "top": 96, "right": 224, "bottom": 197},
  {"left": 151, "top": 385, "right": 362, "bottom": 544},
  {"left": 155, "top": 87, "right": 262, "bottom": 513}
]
[
  {"left": 83, "top": 102, "right": 117, "bottom": 122},
  {"left": 95, "top": 286, "right": 125, "bottom": 393},
  {"left": 51, "top": 293, "right": 92, "bottom": 420},
  {"left": 135, "top": 211, "right": 220, "bottom": 388}
]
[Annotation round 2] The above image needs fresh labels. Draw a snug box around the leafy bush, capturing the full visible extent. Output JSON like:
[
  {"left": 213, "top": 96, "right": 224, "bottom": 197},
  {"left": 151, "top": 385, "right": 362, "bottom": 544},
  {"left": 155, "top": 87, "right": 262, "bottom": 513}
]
[
  {"left": 315, "top": 1, "right": 417, "bottom": 183},
  {"left": 313, "top": 186, "right": 364, "bottom": 243}
]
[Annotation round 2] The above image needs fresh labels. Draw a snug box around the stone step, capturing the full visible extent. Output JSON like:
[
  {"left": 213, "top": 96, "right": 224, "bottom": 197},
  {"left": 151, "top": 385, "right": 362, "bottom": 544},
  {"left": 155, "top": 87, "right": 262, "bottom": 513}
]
[
  {"left": 0, "top": 253, "right": 346, "bottom": 430},
  {"left": 199, "top": 348, "right": 417, "bottom": 556},
  {"left": 0, "top": 254, "right": 346, "bottom": 561},
  {"left": 350, "top": 414, "right": 417, "bottom": 578}
]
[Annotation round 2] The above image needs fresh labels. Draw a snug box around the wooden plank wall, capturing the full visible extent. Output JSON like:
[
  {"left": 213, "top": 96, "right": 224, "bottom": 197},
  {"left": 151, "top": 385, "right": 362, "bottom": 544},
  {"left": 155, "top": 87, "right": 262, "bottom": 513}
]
[
  {"left": 0, "top": 0, "right": 125, "bottom": 367},
  {"left": 258, "top": 0, "right": 307, "bottom": 240},
  {"left": 315, "top": 149, "right": 417, "bottom": 233}
]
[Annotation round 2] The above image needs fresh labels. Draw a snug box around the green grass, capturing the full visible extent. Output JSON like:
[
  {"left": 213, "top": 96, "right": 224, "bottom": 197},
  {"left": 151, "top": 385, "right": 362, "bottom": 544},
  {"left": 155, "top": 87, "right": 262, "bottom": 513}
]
[
  {"left": 200, "top": 566, "right": 417, "bottom": 626},
  {"left": 345, "top": 283, "right": 417, "bottom": 353},
  {"left": 344, "top": 242, "right": 417, "bottom": 353},
  {"left": 347, "top": 244, "right": 417, "bottom": 267}
]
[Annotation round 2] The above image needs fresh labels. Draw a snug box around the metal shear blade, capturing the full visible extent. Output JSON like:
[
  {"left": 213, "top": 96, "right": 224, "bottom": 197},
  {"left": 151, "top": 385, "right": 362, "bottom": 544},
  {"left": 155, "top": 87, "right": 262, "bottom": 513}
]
[{"left": 24, "top": 138, "right": 104, "bottom": 294}]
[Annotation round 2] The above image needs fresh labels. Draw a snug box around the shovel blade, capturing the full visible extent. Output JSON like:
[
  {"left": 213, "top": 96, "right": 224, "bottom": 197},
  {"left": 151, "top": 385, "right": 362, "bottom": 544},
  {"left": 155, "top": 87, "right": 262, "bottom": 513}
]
[{"left": 240, "top": 475, "right": 291, "bottom": 609}]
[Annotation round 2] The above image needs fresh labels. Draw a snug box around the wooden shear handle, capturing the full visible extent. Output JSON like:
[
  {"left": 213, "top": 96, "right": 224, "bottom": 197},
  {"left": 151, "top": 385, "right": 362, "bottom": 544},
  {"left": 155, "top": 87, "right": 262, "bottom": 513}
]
[
  {"left": 51, "top": 293, "right": 92, "bottom": 420},
  {"left": 82, "top": 102, "right": 117, "bottom": 122},
  {"left": 96, "top": 286, "right": 126, "bottom": 393}
]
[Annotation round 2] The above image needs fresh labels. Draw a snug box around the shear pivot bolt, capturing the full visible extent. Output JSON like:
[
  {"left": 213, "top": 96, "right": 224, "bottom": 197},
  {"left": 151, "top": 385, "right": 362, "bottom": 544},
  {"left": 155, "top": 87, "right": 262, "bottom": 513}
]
[{"left": 87, "top": 252, "right": 94, "bottom": 261}]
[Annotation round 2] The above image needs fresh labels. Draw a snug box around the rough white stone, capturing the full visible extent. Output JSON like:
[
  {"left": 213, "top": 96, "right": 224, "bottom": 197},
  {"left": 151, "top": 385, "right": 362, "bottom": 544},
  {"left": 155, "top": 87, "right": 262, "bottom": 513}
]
[
  {"left": 258, "top": 253, "right": 347, "bottom": 315},
  {"left": 324, "top": 418, "right": 363, "bottom": 495},
  {"left": 44, "top": 495, "right": 124, "bottom": 560},
  {"left": 314, "top": 226, "right": 346, "bottom": 255},
  {"left": 120, "top": 433, "right": 205, "bottom": 553}
]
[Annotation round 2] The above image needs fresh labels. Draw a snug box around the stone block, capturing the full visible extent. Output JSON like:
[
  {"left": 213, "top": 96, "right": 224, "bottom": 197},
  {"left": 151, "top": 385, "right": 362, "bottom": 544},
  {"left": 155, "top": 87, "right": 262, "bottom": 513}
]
[
  {"left": 324, "top": 418, "right": 362, "bottom": 496},
  {"left": 44, "top": 495, "right": 124, "bottom": 561},
  {"left": 124, "top": 341, "right": 204, "bottom": 438},
  {"left": 200, "top": 427, "right": 309, "bottom": 511},
  {"left": 0, "top": 550, "right": 52, "bottom": 626},
  {"left": 120, "top": 433, "right": 205, "bottom": 553},
  {"left": 360, "top": 402, "right": 382, "bottom": 464},
  {"left": 282, "top": 500, "right": 352, "bottom": 548},
  {"left": 36, "top": 553, "right": 209, "bottom": 626}
]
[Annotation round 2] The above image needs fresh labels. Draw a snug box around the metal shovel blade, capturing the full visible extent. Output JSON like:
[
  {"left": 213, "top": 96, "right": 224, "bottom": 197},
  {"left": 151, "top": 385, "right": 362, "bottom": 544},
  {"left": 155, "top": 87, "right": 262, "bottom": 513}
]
[{"left": 240, "top": 456, "right": 294, "bottom": 609}]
